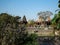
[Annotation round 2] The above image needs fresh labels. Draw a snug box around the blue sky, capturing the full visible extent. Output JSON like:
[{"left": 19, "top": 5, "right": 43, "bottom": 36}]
[{"left": 0, "top": 0, "right": 58, "bottom": 20}]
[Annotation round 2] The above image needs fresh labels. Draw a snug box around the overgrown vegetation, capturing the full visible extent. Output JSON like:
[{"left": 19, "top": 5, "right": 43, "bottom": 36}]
[
  {"left": 52, "top": 0, "right": 60, "bottom": 30},
  {"left": 0, "top": 13, "right": 38, "bottom": 45}
]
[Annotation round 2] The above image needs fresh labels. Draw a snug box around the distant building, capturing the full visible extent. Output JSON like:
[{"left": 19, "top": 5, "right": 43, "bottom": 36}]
[
  {"left": 19, "top": 15, "right": 51, "bottom": 27},
  {"left": 35, "top": 16, "right": 51, "bottom": 26}
]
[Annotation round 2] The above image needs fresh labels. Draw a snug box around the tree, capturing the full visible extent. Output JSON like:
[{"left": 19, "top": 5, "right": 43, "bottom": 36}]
[
  {"left": 15, "top": 16, "right": 21, "bottom": 22},
  {"left": 58, "top": 0, "right": 60, "bottom": 8},
  {"left": 37, "top": 11, "right": 53, "bottom": 26},
  {"left": 28, "top": 20, "right": 35, "bottom": 26},
  {"left": 0, "top": 13, "right": 38, "bottom": 45},
  {"left": 52, "top": 0, "right": 60, "bottom": 30},
  {"left": 37, "top": 11, "right": 53, "bottom": 21},
  {"left": 0, "top": 13, "right": 21, "bottom": 45},
  {"left": 22, "top": 15, "right": 27, "bottom": 24}
]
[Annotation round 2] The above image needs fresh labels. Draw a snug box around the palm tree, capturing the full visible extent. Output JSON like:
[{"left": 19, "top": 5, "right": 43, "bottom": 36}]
[
  {"left": 58, "top": 0, "right": 60, "bottom": 8},
  {"left": 52, "top": 0, "right": 60, "bottom": 30}
]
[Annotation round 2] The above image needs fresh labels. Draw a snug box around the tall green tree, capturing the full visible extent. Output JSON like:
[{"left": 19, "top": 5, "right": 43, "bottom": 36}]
[
  {"left": 52, "top": 0, "right": 60, "bottom": 30},
  {"left": 0, "top": 13, "right": 21, "bottom": 45},
  {"left": 0, "top": 13, "right": 38, "bottom": 45}
]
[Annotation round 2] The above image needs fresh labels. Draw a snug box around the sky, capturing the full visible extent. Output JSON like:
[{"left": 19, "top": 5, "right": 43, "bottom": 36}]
[{"left": 0, "top": 0, "right": 58, "bottom": 20}]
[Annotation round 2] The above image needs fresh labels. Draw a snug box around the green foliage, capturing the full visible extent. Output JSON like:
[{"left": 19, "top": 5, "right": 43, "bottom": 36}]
[
  {"left": 0, "top": 13, "right": 38, "bottom": 45},
  {"left": 58, "top": 4, "right": 60, "bottom": 8},
  {"left": 58, "top": 0, "right": 60, "bottom": 8},
  {"left": 51, "top": 0, "right": 60, "bottom": 30},
  {"left": 15, "top": 33, "right": 38, "bottom": 45},
  {"left": 0, "top": 13, "right": 21, "bottom": 45},
  {"left": 51, "top": 14, "right": 58, "bottom": 24},
  {"left": 28, "top": 20, "right": 35, "bottom": 26},
  {"left": 52, "top": 12, "right": 60, "bottom": 29},
  {"left": 25, "top": 34, "right": 38, "bottom": 45}
]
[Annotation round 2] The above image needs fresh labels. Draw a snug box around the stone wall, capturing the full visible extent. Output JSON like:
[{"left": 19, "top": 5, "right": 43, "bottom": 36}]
[{"left": 26, "top": 27, "right": 54, "bottom": 36}]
